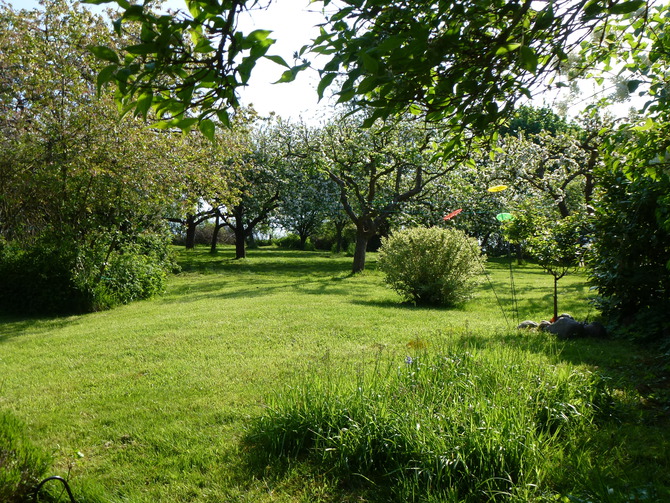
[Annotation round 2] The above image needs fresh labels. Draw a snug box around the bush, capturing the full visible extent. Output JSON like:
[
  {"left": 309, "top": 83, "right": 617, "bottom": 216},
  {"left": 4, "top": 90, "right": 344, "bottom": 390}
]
[
  {"left": 275, "top": 234, "right": 315, "bottom": 251},
  {"left": 588, "top": 170, "right": 670, "bottom": 342},
  {"left": 0, "top": 229, "right": 176, "bottom": 315},
  {"left": 0, "top": 241, "right": 92, "bottom": 315},
  {"left": 0, "top": 410, "right": 52, "bottom": 503},
  {"left": 84, "top": 231, "right": 175, "bottom": 310},
  {"left": 377, "top": 227, "right": 484, "bottom": 306}
]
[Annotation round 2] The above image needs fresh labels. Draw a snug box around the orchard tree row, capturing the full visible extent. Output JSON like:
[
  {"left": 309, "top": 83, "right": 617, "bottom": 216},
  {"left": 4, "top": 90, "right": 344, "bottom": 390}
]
[{"left": 1, "top": 0, "right": 668, "bottom": 343}]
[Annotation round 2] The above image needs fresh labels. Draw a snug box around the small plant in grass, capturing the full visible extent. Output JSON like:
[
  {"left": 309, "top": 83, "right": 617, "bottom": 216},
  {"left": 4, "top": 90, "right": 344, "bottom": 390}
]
[
  {"left": 525, "top": 214, "right": 588, "bottom": 320},
  {"left": 245, "top": 346, "right": 612, "bottom": 502},
  {"left": 0, "top": 410, "right": 52, "bottom": 503},
  {"left": 377, "top": 227, "right": 484, "bottom": 306}
]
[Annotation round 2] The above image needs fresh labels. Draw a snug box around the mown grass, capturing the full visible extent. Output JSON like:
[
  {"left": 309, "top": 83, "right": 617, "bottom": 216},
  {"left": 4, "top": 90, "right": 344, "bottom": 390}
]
[{"left": 1, "top": 246, "right": 668, "bottom": 502}]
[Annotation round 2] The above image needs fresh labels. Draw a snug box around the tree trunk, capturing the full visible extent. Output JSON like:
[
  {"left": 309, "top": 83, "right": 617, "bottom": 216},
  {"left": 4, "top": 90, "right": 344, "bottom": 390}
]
[
  {"left": 334, "top": 222, "right": 345, "bottom": 253},
  {"left": 210, "top": 213, "right": 221, "bottom": 254},
  {"left": 352, "top": 233, "right": 370, "bottom": 273},
  {"left": 557, "top": 200, "right": 570, "bottom": 219},
  {"left": 553, "top": 274, "right": 559, "bottom": 320},
  {"left": 232, "top": 206, "right": 247, "bottom": 259},
  {"left": 185, "top": 214, "right": 197, "bottom": 250},
  {"left": 234, "top": 227, "right": 246, "bottom": 259},
  {"left": 516, "top": 243, "right": 525, "bottom": 265}
]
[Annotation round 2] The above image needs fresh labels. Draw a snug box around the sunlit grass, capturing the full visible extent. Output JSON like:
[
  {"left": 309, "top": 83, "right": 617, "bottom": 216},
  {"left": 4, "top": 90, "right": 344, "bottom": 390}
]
[{"left": 1, "top": 246, "right": 668, "bottom": 502}]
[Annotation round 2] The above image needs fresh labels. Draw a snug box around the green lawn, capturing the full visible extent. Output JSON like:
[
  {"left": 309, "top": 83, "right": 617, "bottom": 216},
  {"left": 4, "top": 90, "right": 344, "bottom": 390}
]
[{"left": 1, "top": 246, "right": 668, "bottom": 502}]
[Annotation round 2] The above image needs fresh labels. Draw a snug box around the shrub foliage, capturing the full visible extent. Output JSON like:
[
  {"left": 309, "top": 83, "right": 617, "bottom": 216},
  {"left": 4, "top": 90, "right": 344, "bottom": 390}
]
[
  {"left": 0, "top": 229, "right": 175, "bottom": 315},
  {"left": 377, "top": 227, "right": 484, "bottom": 306},
  {"left": 588, "top": 170, "right": 670, "bottom": 342}
]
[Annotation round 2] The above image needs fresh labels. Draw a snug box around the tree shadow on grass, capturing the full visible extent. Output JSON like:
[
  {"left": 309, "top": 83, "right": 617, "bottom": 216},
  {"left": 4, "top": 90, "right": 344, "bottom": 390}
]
[
  {"left": 0, "top": 314, "right": 76, "bottom": 344},
  {"left": 162, "top": 270, "right": 363, "bottom": 306},
  {"left": 175, "top": 248, "right": 354, "bottom": 277},
  {"left": 350, "top": 298, "right": 463, "bottom": 312},
  {"left": 235, "top": 440, "right": 396, "bottom": 503}
]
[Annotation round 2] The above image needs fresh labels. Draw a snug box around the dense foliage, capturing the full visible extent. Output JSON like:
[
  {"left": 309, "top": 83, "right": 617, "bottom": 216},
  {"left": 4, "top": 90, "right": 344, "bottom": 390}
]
[
  {"left": 589, "top": 171, "right": 670, "bottom": 341},
  {"left": 88, "top": 0, "right": 640, "bottom": 144},
  {"left": 577, "top": 2, "right": 670, "bottom": 342},
  {"left": 0, "top": 1, "right": 185, "bottom": 314},
  {"left": 377, "top": 227, "right": 483, "bottom": 306}
]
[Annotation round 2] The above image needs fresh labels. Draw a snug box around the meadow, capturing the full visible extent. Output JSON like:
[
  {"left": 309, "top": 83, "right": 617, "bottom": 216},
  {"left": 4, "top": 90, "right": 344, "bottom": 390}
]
[{"left": 1, "top": 246, "right": 668, "bottom": 502}]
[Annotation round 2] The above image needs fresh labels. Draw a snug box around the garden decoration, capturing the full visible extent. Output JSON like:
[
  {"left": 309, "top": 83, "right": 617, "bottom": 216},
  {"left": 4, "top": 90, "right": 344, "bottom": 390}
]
[
  {"left": 35, "top": 476, "right": 76, "bottom": 502},
  {"left": 486, "top": 185, "right": 520, "bottom": 326},
  {"left": 487, "top": 184, "right": 508, "bottom": 193},
  {"left": 441, "top": 202, "right": 512, "bottom": 327},
  {"left": 443, "top": 208, "right": 463, "bottom": 221}
]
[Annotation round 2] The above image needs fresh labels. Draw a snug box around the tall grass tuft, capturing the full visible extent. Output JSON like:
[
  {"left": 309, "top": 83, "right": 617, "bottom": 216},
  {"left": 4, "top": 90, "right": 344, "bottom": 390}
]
[
  {"left": 245, "top": 344, "right": 613, "bottom": 502},
  {"left": 0, "top": 410, "right": 52, "bottom": 503}
]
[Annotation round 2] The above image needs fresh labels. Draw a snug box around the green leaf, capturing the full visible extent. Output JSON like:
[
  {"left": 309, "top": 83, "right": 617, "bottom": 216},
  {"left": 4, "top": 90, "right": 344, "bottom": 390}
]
[
  {"left": 216, "top": 110, "right": 230, "bottom": 127},
  {"left": 336, "top": 88, "right": 356, "bottom": 104},
  {"left": 534, "top": 7, "right": 555, "bottom": 31},
  {"left": 265, "top": 55, "right": 290, "bottom": 68},
  {"left": 96, "top": 64, "right": 117, "bottom": 94},
  {"left": 199, "top": 119, "right": 216, "bottom": 142},
  {"left": 626, "top": 79, "right": 642, "bottom": 93},
  {"left": 112, "top": 17, "right": 122, "bottom": 36},
  {"left": 194, "top": 38, "right": 214, "bottom": 53},
  {"left": 357, "top": 75, "right": 378, "bottom": 94},
  {"left": 240, "top": 29, "right": 273, "bottom": 50},
  {"left": 237, "top": 58, "right": 255, "bottom": 85},
  {"left": 495, "top": 43, "right": 521, "bottom": 55},
  {"left": 360, "top": 52, "right": 379, "bottom": 73},
  {"left": 519, "top": 46, "right": 538, "bottom": 73},
  {"left": 609, "top": 0, "right": 645, "bottom": 15},
  {"left": 329, "top": 6, "right": 354, "bottom": 22},
  {"left": 317, "top": 72, "right": 338, "bottom": 101},
  {"left": 247, "top": 29, "right": 272, "bottom": 42},
  {"left": 274, "top": 63, "right": 310, "bottom": 84},
  {"left": 135, "top": 91, "right": 153, "bottom": 120},
  {"left": 583, "top": 0, "right": 605, "bottom": 19},
  {"left": 174, "top": 118, "right": 199, "bottom": 131},
  {"left": 376, "top": 35, "right": 404, "bottom": 54},
  {"left": 126, "top": 43, "right": 159, "bottom": 55},
  {"left": 88, "top": 45, "right": 119, "bottom": 64},
  {"left": 360, "top": 108, "right": 386, "bottom": 128},
  {"left": 122, "top": 5, "right": 145, "bottom": 21},
  {"left": 633, "top": 117, "right": 655, "bottom": 131}
]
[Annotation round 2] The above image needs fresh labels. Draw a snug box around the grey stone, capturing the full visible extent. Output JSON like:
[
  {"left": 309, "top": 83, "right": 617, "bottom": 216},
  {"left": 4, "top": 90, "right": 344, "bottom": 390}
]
[
  {"left": 583, "top": 321, "right": 608, "bottom": 339},
  {"left": 517, "top": 320, "right": 539, "bottom": 329},
  {"left": 547, "top": 316, "right": 585, "bottom": 340},
  {"left": 539, "top": 320, "right": 552, "bottom": 331}
]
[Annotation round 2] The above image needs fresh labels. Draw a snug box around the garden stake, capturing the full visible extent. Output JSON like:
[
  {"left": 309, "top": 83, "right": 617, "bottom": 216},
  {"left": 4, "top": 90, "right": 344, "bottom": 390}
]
[{"left": 35, "top": 476, "right": 76, "bottom": 503}]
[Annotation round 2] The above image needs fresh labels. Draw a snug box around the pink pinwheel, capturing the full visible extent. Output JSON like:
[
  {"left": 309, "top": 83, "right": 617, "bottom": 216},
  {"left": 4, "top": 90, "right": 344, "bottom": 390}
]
[{"left": 443, "top": 208, "right": 463, "bottom": 221}]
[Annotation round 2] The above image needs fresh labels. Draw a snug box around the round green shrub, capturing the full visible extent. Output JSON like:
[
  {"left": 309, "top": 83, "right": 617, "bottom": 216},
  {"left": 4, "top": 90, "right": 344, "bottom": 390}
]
[{"left": 377, "top": 226, "right": 484, "bottom": 306}]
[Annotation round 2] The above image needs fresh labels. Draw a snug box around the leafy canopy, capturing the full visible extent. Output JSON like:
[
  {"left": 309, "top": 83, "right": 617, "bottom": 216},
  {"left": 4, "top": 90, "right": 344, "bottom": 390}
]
[{"left": 85, "top": 0, "right": 642, "bottom": 140}]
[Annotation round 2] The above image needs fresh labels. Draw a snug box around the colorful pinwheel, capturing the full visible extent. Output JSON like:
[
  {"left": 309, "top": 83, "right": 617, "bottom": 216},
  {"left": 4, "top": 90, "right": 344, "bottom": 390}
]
[{"left": 443, "top": 208, "right": 463, "bottom": 221}]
